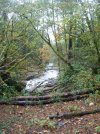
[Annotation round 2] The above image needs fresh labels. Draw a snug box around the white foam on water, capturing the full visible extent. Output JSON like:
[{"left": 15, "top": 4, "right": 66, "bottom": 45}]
[{"left": 25, "top": 63, "right": 58, "bottom": 91}]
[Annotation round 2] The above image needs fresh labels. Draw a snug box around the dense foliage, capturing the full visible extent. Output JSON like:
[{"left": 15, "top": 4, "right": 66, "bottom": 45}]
[{"left": 0, "top": 0, "right": 100, "bottom": 97}]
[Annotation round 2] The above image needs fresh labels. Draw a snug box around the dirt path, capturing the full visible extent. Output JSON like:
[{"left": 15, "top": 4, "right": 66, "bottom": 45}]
[{"left": 0, "top": 99, "right": 100, "bottom": 134}]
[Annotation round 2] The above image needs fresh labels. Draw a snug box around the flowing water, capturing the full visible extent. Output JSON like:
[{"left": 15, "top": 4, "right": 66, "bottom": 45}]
[{"left": 25, "top": 63, "right": 59, "bottom": 92}]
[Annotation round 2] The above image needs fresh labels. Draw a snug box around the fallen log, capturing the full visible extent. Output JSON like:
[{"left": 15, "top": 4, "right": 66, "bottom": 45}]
[
  {"left": 41, "top": 84, "right": 60, "bottom": 93},
  {"left": 41, "top": 84, "right": 70, "bottom": 95},
  {"left": 30, "top": 80, "right": 48, "bottom": 92},
  {"left": 0, "top": 94, "right": 89, "bottom": 105},
  {"left": 49, "top": 109, "right": 100, "bottom": 120},
  {"left": 12, "top": 88, "right": 100, "bottom": 101}
]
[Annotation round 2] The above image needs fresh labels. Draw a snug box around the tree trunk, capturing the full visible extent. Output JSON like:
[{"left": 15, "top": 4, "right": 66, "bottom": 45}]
[
  {"left": 49, "top": 109, "right": 100, "bottom": 119},
  {"left": 0, "top": 94, "right": 89, "bottom": 106},
  {"left": 12, "top": 88, "right": 100, "bottom": 101}
]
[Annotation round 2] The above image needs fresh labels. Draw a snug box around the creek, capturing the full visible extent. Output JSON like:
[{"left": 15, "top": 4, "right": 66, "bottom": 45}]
[{"left": 25, "top": 63, "right": 59, "bottom": 92}]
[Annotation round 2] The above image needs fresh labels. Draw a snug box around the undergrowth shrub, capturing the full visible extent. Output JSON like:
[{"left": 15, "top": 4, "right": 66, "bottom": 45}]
[
  {"left": 72, "top": 70, "right": 94, "bottom": 89},
  {"left": 59, "top": 64, "right": 100, "bottom": 91},
  {"left": 0, "top": 85, "right": 19, "bottom": 100}
]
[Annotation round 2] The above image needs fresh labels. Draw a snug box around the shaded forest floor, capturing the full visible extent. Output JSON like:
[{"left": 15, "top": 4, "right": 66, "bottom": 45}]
[{"left": 0, "top": 99, "right": 100, "bottom": 134}]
